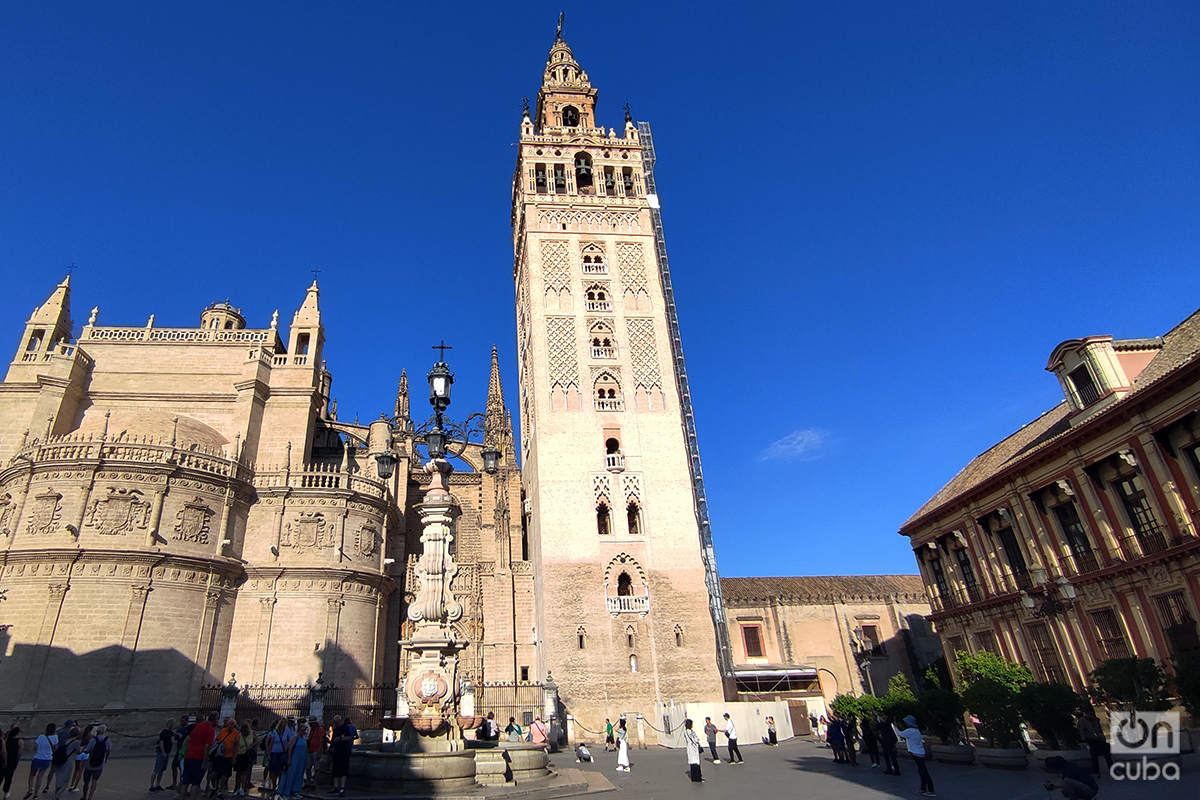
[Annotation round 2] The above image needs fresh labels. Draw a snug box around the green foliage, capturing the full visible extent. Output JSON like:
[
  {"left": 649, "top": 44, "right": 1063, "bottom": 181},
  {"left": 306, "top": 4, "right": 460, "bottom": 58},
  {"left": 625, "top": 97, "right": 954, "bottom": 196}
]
[
  {"left": 919, "top": 687, "right": 965, "bottom": 745},
  {"left": 881, "top": 673, "right": 920, "bottom": 722},
  {"left": 956, "top": 650, "right": 1034, "bottom": 692},
  {"left": 955, "top": 652, "right": 1031, "bottom": 749},
  {"left": 830, "top": 694, "right": 860, "bottom": 720},
  {"left": 1016, "top": 683, "right": 1082, "bottom": 750},
  {"left": 1088, "top": 658, "right": 1172, "bottom": 712},
  {"left": 923, "top": 656, "right": 952, "bottom": 692},
  {"left": 961, "top": 677, "right": 1023, "bottom": 749},
  {"left": 1173, "top": 650, "right": 1200, "bottom": 720},
  {"left": 856, "top": 693, "right": 883, "bottom": 718}
]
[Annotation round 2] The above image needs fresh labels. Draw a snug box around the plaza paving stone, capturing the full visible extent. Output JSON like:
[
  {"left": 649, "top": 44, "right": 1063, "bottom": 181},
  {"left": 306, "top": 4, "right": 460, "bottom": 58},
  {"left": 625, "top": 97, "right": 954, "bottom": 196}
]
[{"left": 29, "top": 736, "right": 1192, "bottom": 800}]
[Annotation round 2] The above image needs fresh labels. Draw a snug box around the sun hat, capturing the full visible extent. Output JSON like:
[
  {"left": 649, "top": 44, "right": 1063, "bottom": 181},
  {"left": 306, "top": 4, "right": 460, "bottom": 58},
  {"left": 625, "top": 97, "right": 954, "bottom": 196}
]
[{"left": 903, "top": 715, "right": 918, "bottom": 727}]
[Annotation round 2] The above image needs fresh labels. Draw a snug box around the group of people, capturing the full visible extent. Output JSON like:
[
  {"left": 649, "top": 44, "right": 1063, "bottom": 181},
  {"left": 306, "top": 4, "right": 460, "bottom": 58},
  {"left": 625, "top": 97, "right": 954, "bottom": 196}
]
[
  {"left": 810, "top": 710, "right": 935, "bottom": 797},
  {"left": 0, "top": 712, "right": 358, "bottom": 800},
  {"left": 2, "top": 720, "right": 111, "bottom": 800},
  {"left": 473, "top": 712, "right": 549, "bottom": 746}
]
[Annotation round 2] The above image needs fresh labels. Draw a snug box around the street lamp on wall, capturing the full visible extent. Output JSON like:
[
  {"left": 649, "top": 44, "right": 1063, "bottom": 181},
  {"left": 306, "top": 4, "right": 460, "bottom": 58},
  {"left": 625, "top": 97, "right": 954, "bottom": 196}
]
[
  {"left": 480, "top": 445, "right": 501, "bottom": 475},
  {"left": 1021, "top": 575, "right": 1077, "bottom": 618}
]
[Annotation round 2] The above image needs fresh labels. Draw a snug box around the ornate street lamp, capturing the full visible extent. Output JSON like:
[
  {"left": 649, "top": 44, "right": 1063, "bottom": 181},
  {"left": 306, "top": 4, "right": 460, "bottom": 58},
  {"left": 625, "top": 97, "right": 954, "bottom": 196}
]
[
  {"left": 1020, "top": 574, "right": 1076, "bottom": 618},
  {"left": 375, "top": 450, "right": 398, "bottom": 480},
  {"left": 480, "top": 445, "right": 501, "bottom": 475}
]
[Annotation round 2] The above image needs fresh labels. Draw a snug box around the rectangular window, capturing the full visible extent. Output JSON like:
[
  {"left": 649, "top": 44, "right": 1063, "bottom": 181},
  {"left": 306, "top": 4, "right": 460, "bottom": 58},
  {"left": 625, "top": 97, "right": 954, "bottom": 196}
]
[
  {"left": 948, "top": 636, "right": 967, "bottom": 664},
  {"left": 553, "top": 164, "right": 568, "bottom": 194},
  {"left": 1090, "top": 608, "right": 1132, "bottom": 660},
  {"left": 1052, "top": 502, "right": 1099, "bottom": 573},
  {"left": 861, "top": 624, "right": 886, "bottom": 657},
  {"left": 975, "top": 630, "right": 998, "bottom": 654},
  {"left": 996, "top": 526, "right": 1030, "bottom": 588},
  {"left": 621, "top": 167, "right": 635, "bottom": 196},
  {"left": 1152, "top": 590, "right": 1200, "bottom": 657},
  {"left": 742, "top": 625, "right": 764, "bottom": 658},
  {"left": 1114, "top": 476, "right": 1170, "bottom": 555},
  {"left": 1069, "top": 365, "right": 1101, "bottom": 406},
  {"left": 928, "top": 557, "right": 954, "bottom": 608},
  {"left": 520, "top": 666, "right": 530, "bottom": 682},
  {"left": 953, "top": 547, "right": 980, "bottom": 602},
  {"left": 1027, "top": 622, "right": 1065, "bottom": 684},
  {"left": 534, "top": 163, "right": 548, "bottom": 193}
]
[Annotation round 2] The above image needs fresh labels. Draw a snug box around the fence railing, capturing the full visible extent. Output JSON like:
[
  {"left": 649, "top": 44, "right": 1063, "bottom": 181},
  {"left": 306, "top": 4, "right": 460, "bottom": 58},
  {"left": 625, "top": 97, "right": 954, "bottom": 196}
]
[
  {"left": 198, "top": 683, "right": 396, "bottom": 729},
  {"left": 476, "top": 682, "right": 544, "bottom": 729}
]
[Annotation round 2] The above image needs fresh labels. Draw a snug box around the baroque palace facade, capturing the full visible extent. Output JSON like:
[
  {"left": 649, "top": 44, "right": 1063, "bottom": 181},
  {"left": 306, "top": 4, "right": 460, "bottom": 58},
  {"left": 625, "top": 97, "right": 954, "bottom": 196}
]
[{"left": 901, "top": 307, "right": 1200, "bottom": 688}]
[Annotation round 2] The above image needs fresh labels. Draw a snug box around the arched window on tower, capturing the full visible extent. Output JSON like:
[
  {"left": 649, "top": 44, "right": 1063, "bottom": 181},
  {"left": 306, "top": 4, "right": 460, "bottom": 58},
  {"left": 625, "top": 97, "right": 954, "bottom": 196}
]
[
  {"left": 581, "top": 243, "right": 607, "bottom": 274},
  {"left": 577, "top": 626, "right": 587, "bottom": 650},
  {"left": 596, "top": 501, "right": 611, "bottom": 536},
  {"left": 627, "top": 501, "right": 642, "bottom": 536},
  {"left": 562, "top": 106, "right": 579, "bottom": 127},
  {"left": 625, "top": 624, "right": 636, "bottom": 648},
  {"left": 590, "top": 321, "right": 616, "bottom": 359},
  {"left": 617, "top": 572, "right": 633, "bottom": 596},
  {"left": 629, "top": 654, "right": 638, "bottom": 673},
  {"left": 574, "top": 152, "right": 593, "bottom": 190},
  {"left": 553, "top": 164, "right": 568, "bottom": 194},
  {"left": 584, "top": 284, "right": 612, "bottom": 312},
  {"left": 534, "top": 162, "right": 548, "bottom": 193},
  {"left": 674, "top": 625, "right": 685, "bottom": 647},
  {"left": 594, "top": 372, "right": 623, "bottom": 412}
]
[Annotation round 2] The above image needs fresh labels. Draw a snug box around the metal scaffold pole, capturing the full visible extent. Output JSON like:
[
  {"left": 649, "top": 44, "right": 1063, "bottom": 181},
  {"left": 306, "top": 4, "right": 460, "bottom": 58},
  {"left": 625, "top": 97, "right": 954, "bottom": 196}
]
[{"left": 638, "top": 120, "right": 734, "bottom": 677}]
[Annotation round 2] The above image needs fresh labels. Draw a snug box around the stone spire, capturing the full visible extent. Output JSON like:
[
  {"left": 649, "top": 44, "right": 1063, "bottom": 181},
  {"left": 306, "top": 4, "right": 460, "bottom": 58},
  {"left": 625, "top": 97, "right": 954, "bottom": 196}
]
[
  {"left": 484, "top": 345, "right": 512, "bottom": 449},
  {"left": 28, "top": 274, "right": 74, "bottom": 343},
  {"left": 536, "top": 20, "right": 597, "bottom": 131},
  {"left": 394, "top": 369, "right": 412, "bottom": 430}
]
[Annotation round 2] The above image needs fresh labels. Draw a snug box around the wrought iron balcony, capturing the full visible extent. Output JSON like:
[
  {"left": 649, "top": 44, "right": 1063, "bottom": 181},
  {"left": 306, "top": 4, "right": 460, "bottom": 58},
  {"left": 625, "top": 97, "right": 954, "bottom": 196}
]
[
  {"left": 605, "top": 453, "right": 625, "bottom": 473},
  {"left": 594, "top": 398, "right": 624, "bottom": 412},
  {"left": 584, "top": 301, "right": 613, "bottom": 312},
  {"left": 590, "top": 346, "right": 616, "bottom": 359},
  {"left": 582, "top": 263, "right": 608, "bottom": 275}
]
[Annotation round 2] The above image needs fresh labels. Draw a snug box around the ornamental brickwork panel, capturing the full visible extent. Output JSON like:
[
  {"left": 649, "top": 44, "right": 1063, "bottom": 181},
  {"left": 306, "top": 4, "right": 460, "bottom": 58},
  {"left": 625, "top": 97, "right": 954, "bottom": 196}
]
[
  {"left": 546, "top": 317, "right": 579, "bottom": 390},
  {"left": 626, "top": 318, "right": 663, "bottom": 390},
  {"left": 617, "top": 242, "right": 648, "bottom": 295},
  {"left": 541, "top": 240, "right": 571, "bottom": 294}
]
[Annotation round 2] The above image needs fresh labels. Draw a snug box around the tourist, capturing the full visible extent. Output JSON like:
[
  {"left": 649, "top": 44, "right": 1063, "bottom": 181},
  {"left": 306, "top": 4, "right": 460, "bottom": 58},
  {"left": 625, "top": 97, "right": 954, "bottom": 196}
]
[
  {"left": 1044, "top": 755, "right": 1098, "bottom": 800},
  {"left": 172, "top": 716, "right": 192, "bottom": 792},
  {"left": 263, "top": 719, "right": 294, "bottom": 795},
  {"left": 765, "top": 715, "right": 778, "bottom": 746},
  {"left": 304, "top": 716, "right": 324, "bottom": 789},
  {"left": 3, "top": 724, "right": 23, "bottom": 800},
  {"left": 233, "top": 721, "right": 254, "bottom": 797},
  {"left": 893, "top": 715, "right": 934, "bottom": 797},
  {"left": 212, "top": 717, "right": 238, "bottom": 797},
  {"left": 481, "top": 712, "right": 500, "bottom": 742},
  {"left": 826, "top": 714, "right": 846, "bottom": 763},
  {"left": 604, "top": 718, "right": 615, "bottom": 752},
  {"left": 81, "top": 725, "right": 109, "bottom": 800},
  {"left": 683, "top": 719, "right": 703, "bottom": 783},
  {"left": 504, "top": 717, "right": 523, "bottom": 743},
  {"left": 1076, "top": 707, "right": 1112, "bottom": 775},
  {"left": 844, "top": 714, "right": 859, "bottom": 765},
  {"left": 25, "top": 722, "right": 57, "bottom": 799},
  {"left": 860, "top": 713, "right": 880, "bottom": 768},
  {"left": 614, "top": 718, "right": 630, "bottom": 772},
  {"left": 808, "top": 713, "right": 819, "bottom": 742},
  {"left": 180, "top": 712, "right": 216, "bottom": 800},
  {"left": 151, "top": 718, "right": 176, "bottom": 792},
  {"left": 275, "top": 719, "right": 309, "bottom": 799},
  {"left": 876, "top": 713, "right": 900, "bottom": 775},
  {"left": 530, "top": 716, "right": 548, "bottom": 746},
  {"left": 722, "top": 713, "right": 743, "bottom": 764},
  {"left": 329, "top": 714, "right": 358, "bottom": 798},
  {"left": 69, "top": 724, "right": 93, "bottom": 793},
  {"left": 50, "top": 727, "right": 81, "bottom": 800},
  {"left": 702, "top": 717, "right": 719, "bottom": 763}
]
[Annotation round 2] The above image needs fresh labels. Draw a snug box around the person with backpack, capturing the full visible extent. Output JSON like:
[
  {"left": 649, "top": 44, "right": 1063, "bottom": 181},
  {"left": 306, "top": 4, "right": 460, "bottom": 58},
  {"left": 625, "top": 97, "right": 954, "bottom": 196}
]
[
  {"left": 81, "top": 725, "right": 109, "bottom": 800},
  {"left": 504, "top": 717, "right": 523, "bottom": 743},
  {"left": 3, "top": 724, "right": 23, "bottom": 800},
  {"left": 24, "top": 722, "right": 57, "bottom": 799},
  {"left": 68, "top": 725, "right": 93, "bottom": 794},
  {"left": 50, "top": 727, "right": 81, "bottom": 800},
  {"left": 210, "top": 717, "right": 238, "bottom": 797},
  {"left": 262, "top": 720, "right": 294, "bottom": 796}
]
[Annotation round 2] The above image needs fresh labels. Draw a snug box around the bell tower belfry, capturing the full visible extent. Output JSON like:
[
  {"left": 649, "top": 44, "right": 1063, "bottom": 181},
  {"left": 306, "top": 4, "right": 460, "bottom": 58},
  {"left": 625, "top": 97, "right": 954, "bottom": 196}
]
[{"left": 512, "top": 22, "right": 728, "bottom": 731}]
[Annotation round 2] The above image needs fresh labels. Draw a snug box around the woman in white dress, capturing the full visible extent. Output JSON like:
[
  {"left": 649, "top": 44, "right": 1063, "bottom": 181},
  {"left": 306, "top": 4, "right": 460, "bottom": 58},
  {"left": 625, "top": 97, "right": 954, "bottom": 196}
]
[
  {"left": 615, "top": 719, "right": 630, "bottom": 772},
  {"left": 683, "top": 719, "right": 703, "bottom": 782}
]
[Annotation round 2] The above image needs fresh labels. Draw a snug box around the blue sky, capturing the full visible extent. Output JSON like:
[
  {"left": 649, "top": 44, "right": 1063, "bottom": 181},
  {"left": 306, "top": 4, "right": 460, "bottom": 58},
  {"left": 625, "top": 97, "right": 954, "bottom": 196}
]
[{"left": 2, "top": 3, "right": 1198, "bottom": 577}]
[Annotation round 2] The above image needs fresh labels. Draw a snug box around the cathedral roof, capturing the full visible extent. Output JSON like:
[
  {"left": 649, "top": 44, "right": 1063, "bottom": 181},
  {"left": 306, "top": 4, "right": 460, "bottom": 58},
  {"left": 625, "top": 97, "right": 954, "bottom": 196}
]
[
  {"left": 901, "top": 306, "right": 1200, "bottom": 531},
  {"left": 721, "top": 574, "right": 927, "bottom": 603}
]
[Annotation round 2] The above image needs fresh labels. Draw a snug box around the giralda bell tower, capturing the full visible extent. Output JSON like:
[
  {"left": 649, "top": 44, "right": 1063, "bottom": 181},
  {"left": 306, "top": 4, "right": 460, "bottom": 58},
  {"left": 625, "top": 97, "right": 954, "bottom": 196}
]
[{"left": 511, "top": 22, "right": 731, "bottom": 730}]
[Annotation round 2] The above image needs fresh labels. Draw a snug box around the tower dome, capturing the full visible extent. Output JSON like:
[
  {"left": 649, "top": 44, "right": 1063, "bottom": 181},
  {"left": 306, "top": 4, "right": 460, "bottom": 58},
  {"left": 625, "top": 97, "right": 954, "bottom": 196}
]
[{"left": 199, "top": 300, "right": 246, "bottom": 330}]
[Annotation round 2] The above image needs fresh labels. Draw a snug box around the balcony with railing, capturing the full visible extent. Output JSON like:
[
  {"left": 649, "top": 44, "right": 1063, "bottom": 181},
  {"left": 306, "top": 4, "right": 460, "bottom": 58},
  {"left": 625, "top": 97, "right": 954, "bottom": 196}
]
[
  {"left": 1132, "top": 523, "right": 1173, "bottom": 557},
  {"left": 594, "top": 398, "right": 624, "bottom": 412},
  {"left": 606, "top": 595, "right": 650, "bottom": 615},
  {"left": 584, "top": 301, "right": 613, "bottom": 312},
  {"left": 605, "top": 453, "right": 625, "bottom": 473},
  {"left": 582, "top": 263, "right": 608, "bottom": 275},
  {"left": 1058, "top": 550, "right": 1102, "bottom": 577},
  {"left": 590, "top": 346, "right": 616, "bottom": 359}
]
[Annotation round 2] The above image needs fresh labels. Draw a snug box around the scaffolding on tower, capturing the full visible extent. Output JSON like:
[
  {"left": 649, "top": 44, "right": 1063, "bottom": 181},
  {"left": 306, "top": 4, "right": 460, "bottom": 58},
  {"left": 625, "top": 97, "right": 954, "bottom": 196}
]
[{"left": 638, "top": 120, "right": 734, "bottom": 678}]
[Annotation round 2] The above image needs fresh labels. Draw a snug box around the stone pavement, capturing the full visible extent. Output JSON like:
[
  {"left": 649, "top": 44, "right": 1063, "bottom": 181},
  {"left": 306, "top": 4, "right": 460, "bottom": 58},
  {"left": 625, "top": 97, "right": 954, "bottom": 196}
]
[{"left": 29, "top": 737, "right": 1194, "bottom": 800}]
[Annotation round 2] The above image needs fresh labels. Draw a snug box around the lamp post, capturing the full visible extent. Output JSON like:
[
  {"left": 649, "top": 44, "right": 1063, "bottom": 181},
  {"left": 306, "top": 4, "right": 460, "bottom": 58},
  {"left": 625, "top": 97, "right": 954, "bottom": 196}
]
[
  {"left": 1020, "top": 574, "right": 1077, "bottom": 618},
  {"left": 850, "top": 627, "right": 876, "bottom": 696}
]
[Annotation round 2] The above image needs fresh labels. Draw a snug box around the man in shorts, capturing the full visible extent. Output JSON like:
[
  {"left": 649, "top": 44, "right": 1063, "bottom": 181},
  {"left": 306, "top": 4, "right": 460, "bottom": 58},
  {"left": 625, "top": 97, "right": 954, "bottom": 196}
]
[
  {"left": 604, "top": 719, "right": 615, "bottom": 752},
  {"left": 81, "top": 725, "right": 110, "bottom": 800},
  {"left": 179, "top": 712, "right": 216, "bottom": 800}
]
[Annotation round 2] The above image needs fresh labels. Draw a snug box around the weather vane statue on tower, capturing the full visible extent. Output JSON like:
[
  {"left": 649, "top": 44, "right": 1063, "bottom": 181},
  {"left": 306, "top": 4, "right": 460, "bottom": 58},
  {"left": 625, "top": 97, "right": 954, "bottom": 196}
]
[{"left": 555, "top": 11, "right": 564, "bottom": 42}]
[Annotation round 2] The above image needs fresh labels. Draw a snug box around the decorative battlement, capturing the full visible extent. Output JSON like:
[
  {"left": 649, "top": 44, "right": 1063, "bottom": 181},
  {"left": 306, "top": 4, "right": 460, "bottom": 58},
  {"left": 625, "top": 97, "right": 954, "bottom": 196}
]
[
  {"left": 18, "top": 342, "right": 93, "bottom": 366},
  {"left": 256, "top": 461, "right": 387, "bottom": 500},
  {"left": 6, "top": 432, "right": 253, "bottom": 482},
  {"left": 81, "top": 326, "right": 276, "bottom": 344}
]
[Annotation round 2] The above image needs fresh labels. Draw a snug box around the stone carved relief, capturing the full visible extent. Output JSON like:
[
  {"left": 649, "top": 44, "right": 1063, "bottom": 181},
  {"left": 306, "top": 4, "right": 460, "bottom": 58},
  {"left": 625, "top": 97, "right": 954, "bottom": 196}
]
[
  {"left": 617, "top": 242, "right": 648, "bottom": 294},
  {"left": 626, "top": 318, "right": 662, "bottom": 390},
  {"left": 546, "top": 317, "right": 579, "bottom": 390},
  {"left": 26, "top": 489, "right": 63, "bottom": 535},
  {"left": 593, "top": 475, "right": 612, "bottom": 505},
  {"left": 0, "top": 493, "right": 14, "bottom": 537},
  {"left": 541, "top": 240, "right": 571, "bottom": 293},
  {"left": 537, "top": 208, "right": 640, "bottom": 233},
  {"left": 355, "top": 523, "right": 379, "bottom": 558},
  {"left": 281, "top": 512, "right": 333, "bottom": 554},
  {"left": 622, "top": 474, "right": 642, "bottom": 505},
  {"left": 173, "top": 496, "right": 214, "bottom": 543},
  {"left": 88, "top": 487, "right": 152, "bottom": 535}
]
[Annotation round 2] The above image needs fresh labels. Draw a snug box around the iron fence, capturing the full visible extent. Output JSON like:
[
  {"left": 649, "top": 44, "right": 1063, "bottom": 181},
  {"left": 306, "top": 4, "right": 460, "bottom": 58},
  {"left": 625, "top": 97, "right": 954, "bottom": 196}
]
[
  {"left": 198, "top": 684, "right": 395, "bottom": 729},
  {"left": 476, "top": 681, "right": 544, "bottom": 728}
]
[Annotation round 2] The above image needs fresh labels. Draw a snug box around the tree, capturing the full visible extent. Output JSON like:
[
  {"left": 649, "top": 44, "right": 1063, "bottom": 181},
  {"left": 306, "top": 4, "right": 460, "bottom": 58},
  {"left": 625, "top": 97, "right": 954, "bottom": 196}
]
[
  {"left": 1173, "top": 650, "right": 1200, "bottom": 720},
  {"left": 830, "top": 693, "right": 860, "bottom": 720},
  {"left": 956, "top": 651, "right": 1032, "bottom": 749},
  {"left": 881, "top": 673, "right": 920, "bottom": 723},
  {"left": 1089, "top": 657, "right": 1172, "bottom": 712},
  {"left": 1016, "top": 683, "right": 1083, "bottom": 750},
  {"left": 919, "top": 687, "right": 966, "bottom": 745}
]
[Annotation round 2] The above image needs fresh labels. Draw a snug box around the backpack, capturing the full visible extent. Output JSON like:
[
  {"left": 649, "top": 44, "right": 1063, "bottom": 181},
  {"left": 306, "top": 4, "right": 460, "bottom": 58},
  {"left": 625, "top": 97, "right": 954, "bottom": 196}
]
[
  {"left": 51, "top": 740, "right": 70, "bottom": 767},
  {"left": 88, "top": 737, "right": 107, "bottom": 768}
]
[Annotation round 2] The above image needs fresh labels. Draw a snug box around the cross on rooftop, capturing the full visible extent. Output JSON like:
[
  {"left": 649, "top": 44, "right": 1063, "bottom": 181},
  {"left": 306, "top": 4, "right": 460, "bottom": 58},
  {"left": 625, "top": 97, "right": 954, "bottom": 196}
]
[
  {"left": 432, "top": 341, "right": 453, "bottom": 361},
  {"left": 311, "top": 267, "right": 322, "bottom": 281},
  {"left": 65, "top": 263, "right": 78, "bottom": 277}
]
